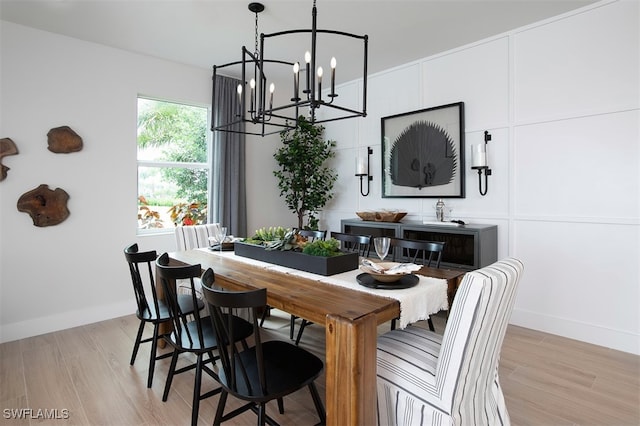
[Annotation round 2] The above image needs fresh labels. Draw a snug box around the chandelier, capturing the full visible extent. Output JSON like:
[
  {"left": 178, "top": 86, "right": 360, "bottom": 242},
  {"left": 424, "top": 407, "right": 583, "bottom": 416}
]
[{"left": 212, "top": 1, "right": 368, "bottom": 137}]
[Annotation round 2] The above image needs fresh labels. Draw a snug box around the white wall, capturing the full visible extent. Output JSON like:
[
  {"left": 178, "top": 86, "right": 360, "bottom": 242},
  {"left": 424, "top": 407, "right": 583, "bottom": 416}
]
[
  {"left": 0, "top": 22, "right": 210, "bottom": 341},
  {"left": 319, "top": 0, "right": 639, "bottom": 354}
]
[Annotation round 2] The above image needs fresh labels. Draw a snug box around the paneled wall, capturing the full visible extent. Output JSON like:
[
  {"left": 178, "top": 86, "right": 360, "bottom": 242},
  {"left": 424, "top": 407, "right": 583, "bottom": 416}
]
[{"left": 318, "top": 0, "right": 639, "bottom": 354}]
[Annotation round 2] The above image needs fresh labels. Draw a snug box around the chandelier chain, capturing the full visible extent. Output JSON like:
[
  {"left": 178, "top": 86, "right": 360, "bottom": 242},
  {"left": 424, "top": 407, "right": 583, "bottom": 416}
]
[{"left": 254, "top": 9, "right": 260, "bottom": 57}]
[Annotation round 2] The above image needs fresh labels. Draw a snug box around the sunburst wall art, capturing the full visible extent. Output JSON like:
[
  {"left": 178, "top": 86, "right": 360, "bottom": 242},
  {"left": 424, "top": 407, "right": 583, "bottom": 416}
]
[{"left": 381, "top": 102, "right": 465, "bottom": 198}]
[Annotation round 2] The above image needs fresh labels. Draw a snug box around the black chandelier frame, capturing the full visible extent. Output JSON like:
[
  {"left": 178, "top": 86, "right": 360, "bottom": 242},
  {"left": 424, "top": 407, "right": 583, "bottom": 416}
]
[{"left": 211, "top": 1, "right": 368, "bottom": 137}]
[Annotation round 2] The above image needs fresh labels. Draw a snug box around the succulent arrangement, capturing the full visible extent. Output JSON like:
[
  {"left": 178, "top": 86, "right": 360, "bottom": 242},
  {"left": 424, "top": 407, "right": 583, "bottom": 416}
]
[{"left": 243, "top": 226, "right": 342, "bottom": 257}]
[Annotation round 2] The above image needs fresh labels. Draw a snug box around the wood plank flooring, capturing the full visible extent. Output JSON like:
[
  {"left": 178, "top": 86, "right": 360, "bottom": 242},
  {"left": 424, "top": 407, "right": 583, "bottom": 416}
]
[{"left": 1, "top": 310, "right": 638, "bottom": 425}]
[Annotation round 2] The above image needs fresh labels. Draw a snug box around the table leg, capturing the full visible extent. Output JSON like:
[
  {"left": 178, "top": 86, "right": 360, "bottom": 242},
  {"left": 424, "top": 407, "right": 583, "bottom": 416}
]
[{"left": 325, "top": 313, "right": 377, "bottom": 426}]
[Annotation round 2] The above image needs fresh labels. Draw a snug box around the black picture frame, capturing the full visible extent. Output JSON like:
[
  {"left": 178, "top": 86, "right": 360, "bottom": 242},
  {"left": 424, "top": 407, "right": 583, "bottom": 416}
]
[{"left": 381, "top": 102, "right": 465, "bottom": 198}]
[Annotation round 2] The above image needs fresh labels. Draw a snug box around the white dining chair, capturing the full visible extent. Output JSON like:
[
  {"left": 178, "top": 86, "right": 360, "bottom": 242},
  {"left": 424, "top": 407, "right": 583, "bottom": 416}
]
[
  {"left": 174, "top": 224, "right": 221, "bottom": 298},
  {"left": 376, "top": 257, "right": 524, "bottom": 426},
  {"left": 175, "top": 223, "right": 221, "bottom": 251}
]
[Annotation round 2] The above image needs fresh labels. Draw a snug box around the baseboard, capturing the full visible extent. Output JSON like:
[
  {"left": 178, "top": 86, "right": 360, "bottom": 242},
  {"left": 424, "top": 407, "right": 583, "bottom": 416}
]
[
  {"left": 510, "top": 308, "right": 639, "bottom": 355},
  {"left": 0, "top": 299, "right": 134, "bottom": 344}
]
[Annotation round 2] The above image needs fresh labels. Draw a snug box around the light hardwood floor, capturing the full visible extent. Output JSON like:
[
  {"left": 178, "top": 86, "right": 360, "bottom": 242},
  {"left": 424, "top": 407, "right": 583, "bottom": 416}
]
[{"left": 1, "top": 310, "right": 638, "bottom": 426}]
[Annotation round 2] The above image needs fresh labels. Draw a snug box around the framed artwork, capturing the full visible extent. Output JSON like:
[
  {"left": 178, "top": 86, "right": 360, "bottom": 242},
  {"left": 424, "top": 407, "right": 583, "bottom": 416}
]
[{"left": 381, "top": 102, "right": 465, "bottom": 198}]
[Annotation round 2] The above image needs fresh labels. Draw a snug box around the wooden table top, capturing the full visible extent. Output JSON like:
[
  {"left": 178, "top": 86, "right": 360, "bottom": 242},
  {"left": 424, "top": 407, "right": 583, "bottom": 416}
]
[{"left": 169, "top": 249, "right": 401, "bottom": 326}]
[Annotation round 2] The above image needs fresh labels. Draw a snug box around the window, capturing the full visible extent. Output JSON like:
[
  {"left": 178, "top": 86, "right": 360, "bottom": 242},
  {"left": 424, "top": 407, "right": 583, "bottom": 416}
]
[{"left": 137, "top": 97, "right": 210, "bottom": 233}]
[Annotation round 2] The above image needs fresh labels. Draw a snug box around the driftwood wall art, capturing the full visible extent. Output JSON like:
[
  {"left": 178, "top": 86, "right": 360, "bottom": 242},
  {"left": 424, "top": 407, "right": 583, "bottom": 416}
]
[
  {"left": 47, "top": 126, "right": 83, "bottom": 153},
  {"left": 17, "top": 184, "right": 70, "bottom": 227},
  {"left": 0, "top": 137, "right": 19, "bottom": 181}
]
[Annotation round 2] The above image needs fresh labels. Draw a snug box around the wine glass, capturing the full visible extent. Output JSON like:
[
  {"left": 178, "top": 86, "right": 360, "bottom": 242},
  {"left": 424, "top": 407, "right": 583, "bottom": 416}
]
[
  {"left": 374, "top": 236, "right": 390, "bottom": 262},
  {"left": 219, "top": 226, "right": 227, "bottom": 252}
]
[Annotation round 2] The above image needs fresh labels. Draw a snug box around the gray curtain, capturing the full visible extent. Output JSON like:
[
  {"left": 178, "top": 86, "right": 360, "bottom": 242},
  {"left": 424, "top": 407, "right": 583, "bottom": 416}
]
[{"left": 209, "top": 75, "right": 247, "bottom": 237}]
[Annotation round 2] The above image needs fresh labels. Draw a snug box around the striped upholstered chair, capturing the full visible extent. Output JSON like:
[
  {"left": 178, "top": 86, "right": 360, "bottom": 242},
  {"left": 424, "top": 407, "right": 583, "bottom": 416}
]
[
  {"left": 174, "top": 224, "right": 221, "bottom": 298},
  {"left": 376, "top": 258, "right": 523, "bottom": 426},
  {"left": 175, "top": 223, "right": 221, "bottom": 251}
]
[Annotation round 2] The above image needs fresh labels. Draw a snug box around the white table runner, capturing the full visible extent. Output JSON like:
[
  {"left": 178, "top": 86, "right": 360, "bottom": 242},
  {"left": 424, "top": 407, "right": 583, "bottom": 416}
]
[{"left": 198, "top": 248, "right": 448, "bottom": 329}]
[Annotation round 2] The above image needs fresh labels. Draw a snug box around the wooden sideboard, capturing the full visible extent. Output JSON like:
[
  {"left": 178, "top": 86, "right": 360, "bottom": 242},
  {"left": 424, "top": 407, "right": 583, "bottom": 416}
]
[{"left": 341, "top": 218, "right": 497, "bottom": 271}]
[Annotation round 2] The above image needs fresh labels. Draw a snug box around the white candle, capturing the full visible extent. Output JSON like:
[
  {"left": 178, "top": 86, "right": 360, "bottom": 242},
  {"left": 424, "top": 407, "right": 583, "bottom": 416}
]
[
  {"left": 330, "top": 57, "right": 336, "bottom": 95},
  {"left": 249, "top": 78, "right": 255, "bottom": 112},
  {"left": 293, "top": 62, "right": 300, "bottom": 100},
  {"left": 305, "top": 51, "right": 311, "bottom": 93},
  {"left": 269, "top": 83, "right": 275, "bottom": 111},
  {"left": 471, "top": 144, "right": 487, "bottom": 168},
  {"left": 317, "top": 67, "right": 323, "bottom": 102},
  {"left": 356, "top": 156, "right": 367, "bottom": 175}
]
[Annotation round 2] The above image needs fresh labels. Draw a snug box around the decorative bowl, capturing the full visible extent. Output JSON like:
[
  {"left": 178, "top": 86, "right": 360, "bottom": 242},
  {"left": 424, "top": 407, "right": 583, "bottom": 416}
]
[
  {"left": 359, "top": 261, "right": 409, "bottom": 283},
  {"left": 356, "top": 211, "right": 377, "bottom": 221},
  {"left": 375, "top": 211, "right": 407, "bottom": 222},
  {"left": 356, "top": 211, "right": 407, "bottom": 222}
]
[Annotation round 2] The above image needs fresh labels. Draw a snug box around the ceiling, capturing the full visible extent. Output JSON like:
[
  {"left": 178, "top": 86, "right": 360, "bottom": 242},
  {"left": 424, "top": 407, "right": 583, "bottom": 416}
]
[{"left": 1, "top": 0, "right": 597, "bottom": 83}]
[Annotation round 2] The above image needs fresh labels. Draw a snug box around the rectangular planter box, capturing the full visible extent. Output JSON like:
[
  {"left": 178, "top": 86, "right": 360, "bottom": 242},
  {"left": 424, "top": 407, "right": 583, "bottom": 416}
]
[{"left": 234, "top": 242, "right": 359, "bottom": 276}]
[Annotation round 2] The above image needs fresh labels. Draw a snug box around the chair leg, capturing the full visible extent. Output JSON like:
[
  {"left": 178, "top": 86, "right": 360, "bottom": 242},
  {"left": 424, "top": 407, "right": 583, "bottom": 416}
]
[
  {"left": 258, "top": 402, "right": 267, "bottom": 426},
  {"left": 295, "top": 320, "right": 310, "bottom": 346},
  {"left": 130, "top": 320, "right": 145, "bottom": 365},
  {"left": 147, "top": 323, "right": 160, "bottom": 388},
  {"left": 308, "top": 382, "right": 326, "bottom": 425},
  {"left": 290, "top": 315, "right": 297, "bottom": 340},
  {"left": 428, "top": 317, "right": 435, "bottom": 332},
  {"left": 260, "top": 306, "right": 270, "bottom": 327},
  {"left": 390, "top": 319, "right": 396, "bottom": 330},
  {"left": 213, "top": 391, "right": 228, "bottom": 426},
  {"left": 191, "top": 354, "right": 204, "bottom": 426},
  {"left": 162, "top": 349, "right": 179, "bottom": 401},
  {"left": 277, "top": 397, "right": 284, "bottom": 414}
]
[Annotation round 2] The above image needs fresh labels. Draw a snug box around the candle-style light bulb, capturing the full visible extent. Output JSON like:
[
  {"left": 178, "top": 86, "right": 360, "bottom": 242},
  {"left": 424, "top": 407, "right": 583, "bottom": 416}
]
[
  {"left": 330, "top": 57, "right": 336, "bottom": 96},
  {"left": 269, "top": 83, "right": 275, "bottom": 111},
  {"left": 249, "top": 78, "right": 255, "bottom": 112},
  {"left": 304, "top": 51, "right": 311, "bottom": 93},
  {"left": 236, "top": 83, "right": 243, "bottom": 116},
  {"left": 317, "top": 66, "right": 323, "bottom": 102},
  {"left": 293, "top": 62, "right": 300, "bottom": 100}
]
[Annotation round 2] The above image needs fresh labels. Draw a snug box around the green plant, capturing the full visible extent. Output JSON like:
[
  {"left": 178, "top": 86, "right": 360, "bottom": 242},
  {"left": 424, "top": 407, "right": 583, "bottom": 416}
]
[
  {"left": 274, "top": 116, "right": 337, "bottom": 230},
  {"left": 168, "top": 201, "right": 207, "bottom": 226},
  {"left": 251, "top": 226, "right": 290, "bottom": 242},
  {"left": 302, "top": 238, "right": 341, "bottom": 257}
]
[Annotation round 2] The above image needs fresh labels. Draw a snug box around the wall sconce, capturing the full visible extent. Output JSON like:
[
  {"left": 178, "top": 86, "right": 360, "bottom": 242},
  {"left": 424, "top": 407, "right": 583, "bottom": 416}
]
[
  {"left": 471, "top": 131, "right": 492, "bottom": 196},
  {"left": 355, "top": 146, "right": 373, "bottom": 196}
]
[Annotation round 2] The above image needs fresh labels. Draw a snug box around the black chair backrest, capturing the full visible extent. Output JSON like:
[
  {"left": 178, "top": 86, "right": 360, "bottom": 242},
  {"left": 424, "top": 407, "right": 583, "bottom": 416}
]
[
  {"left": 297, "top": 229, "right": 327, "bottom": 241},
  {"left": 330, "top": 232, "right": 371, "bottom": 257},
  {"left": 390, "top": 238, "right": 445, "bottom": 267},
  {"left": 156, "top": 253, "right": 206, "bottom": 347},
  {"left": 201, "top": 272, "right": 267, "bottom": 397},
  {"left": 124, "top": 243, "right": 159, "bottom": 317}
]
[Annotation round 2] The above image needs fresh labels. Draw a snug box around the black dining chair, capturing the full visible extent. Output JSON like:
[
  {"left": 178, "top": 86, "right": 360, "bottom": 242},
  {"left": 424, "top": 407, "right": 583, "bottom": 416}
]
[
  {"left": 156, "top": 253, "right": 253, "bottom": 426},
  {"left": 389, "top": 238, "right": 445, "bottom": 331},
  {"left": 124, "top": 243, "right": 204, "bottom": 388},
  {"left": 201, "top": 279, "right": 326, "bottom": 426},
  {"left": 390, "top": 238, "right": 445, "bottom": 267},
  {"left": 330, "top": 231, "right": 372, "bottom": 257},
  {"left": 294, "top": 232, "right": 372, "bottom": 346},
  {"left": 297, "top": 228, "right": 327, "bottom": 241}
]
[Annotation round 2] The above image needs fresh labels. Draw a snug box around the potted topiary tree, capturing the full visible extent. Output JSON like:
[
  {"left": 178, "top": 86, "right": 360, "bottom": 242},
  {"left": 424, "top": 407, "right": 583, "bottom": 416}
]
[{"left": 273, "top": 116, "right": 337, "bottom": 230}]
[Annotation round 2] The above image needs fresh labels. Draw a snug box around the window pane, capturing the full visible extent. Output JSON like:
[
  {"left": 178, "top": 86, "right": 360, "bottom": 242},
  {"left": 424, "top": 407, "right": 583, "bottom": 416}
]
[
  {"left": 137, "top": 98, "right": 208, "bottom": 163},
  {"left": 137, "top": 97, "right": 209, "bottom": 232},
  {"left": 138, "top": 166, "right": 208, "bottom": 229}
]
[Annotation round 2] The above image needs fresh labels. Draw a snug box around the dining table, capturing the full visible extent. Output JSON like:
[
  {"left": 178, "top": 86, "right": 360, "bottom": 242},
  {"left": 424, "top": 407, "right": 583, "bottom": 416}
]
[{"left": 167, "top": 248, "right": 466, "bottom": 426}]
